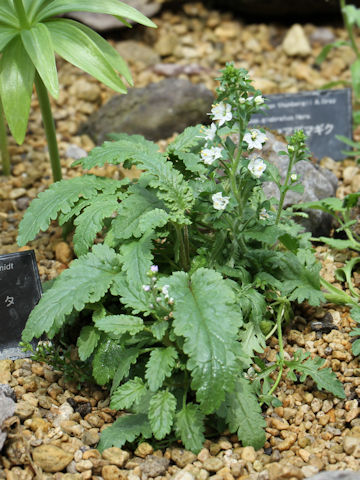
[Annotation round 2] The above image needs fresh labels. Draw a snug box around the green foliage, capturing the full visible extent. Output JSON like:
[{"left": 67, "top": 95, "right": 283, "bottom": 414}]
[
  {"left": 20, "top": 64, "right": 345, "bottom": 453},
  {"left": 285, "top": 351, "right": 346, "bottom": 398},
  {"left": 0, "top": 0, "right": 156, "bottom": 180}
]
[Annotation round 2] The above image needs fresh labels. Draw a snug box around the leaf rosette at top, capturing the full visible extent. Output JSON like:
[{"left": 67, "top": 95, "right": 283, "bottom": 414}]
[{"left": 0, "top": 0, "right": 156, "bottom": 144}]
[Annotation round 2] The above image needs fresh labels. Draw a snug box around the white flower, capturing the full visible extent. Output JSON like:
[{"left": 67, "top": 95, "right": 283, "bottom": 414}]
[
  {"left": 239, "top": 97, "right": 246, "bottom": 104},
  {"left": 202, "top": 123, "right": 217, "bottom": 141},
  {"left": 254, "top": 95, "right": 264, "bottom": 105},
  {"left": 248, "top": 157, "right": 267, "bottom": 178},
  {"left": 201, "top": 146, "right": 223, "bottom": 165},
  {"left": 142, "top": 285, "right": 151, "bottom": 292},
  {"left": 290, "top": 173, "right": 298, "bottom": 182},
  {"left": 259, "top": 208, "right": 270, "bottom": 220},
  {"left": 162, "top": 285, "right": 170, "bottom": 298},
  {"left": 243, "top": 129, "right": 267, "bottom": 150},
  {"left": 212, "top": 192, "right": 230, "bottom": 211},
  {"left": 288, "top": 145, "right": 295, "bottom": 152},
  {"left": 210, "top": 102, "right": 232, "bottom": 126},
  {"left": 150, "top": 265, "right": 158, "bottom": 273}
]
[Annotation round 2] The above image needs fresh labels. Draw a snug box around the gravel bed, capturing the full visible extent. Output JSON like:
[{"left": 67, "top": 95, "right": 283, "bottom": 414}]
[{"left": 1, "top": 2, "right": 360, "bottom": 478}]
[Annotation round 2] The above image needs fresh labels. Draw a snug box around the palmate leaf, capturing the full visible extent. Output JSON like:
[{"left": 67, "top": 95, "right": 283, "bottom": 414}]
[
  {"left": 111, "top": 377, "right": 147, "bottom": 410},
  {"left": 77, "top": 325, "right": 101, "bottom": 361},
  {"left": 36, "top": 0, "right": 157, "bottom": 28},
  {"left": 0, "top": 37, "right": 34, "bottom": 144},
  {"left": 95, "top": 314, "right": 144, "bottom": 336},
  {"left": 21, "top": 244, "right": 122, "bottom": 341},
  {"left": 175, "top": 403, "right": 205, "bottom": 453},
  {"left": 113, "top": 185, "right": 166, "bottom": 240},
  {"left": 145, "top": 347, "right": 178, "bottom": 391},
  {"left": 92, "top": 338, "right": 125, "bottom": 385},
  {"left": 46, "top": 19, "right": 127, "bottom": 93},
  {"left": 237, "top": 323, "right": 266, "bottom": 368},
  {"left": 148, "top": 391, "right": 177, "bottom": 439},
  {"left": 73, "top": 193, "right": 123, "bottom": 256},
  {"left": 98, "top": 413, "right": 152, "bottom": 452},
  {"left": 17, "top": 175, "right": 120, "bottom": 246},
  {"left": 285, "top": 351, "right": 345, "bottom": 398},
  {"left": 167, "top": 268, "right": 241, "bottom": 413},
  {"left": 225, "top": 378, "right": 266, "bottom": 450}
]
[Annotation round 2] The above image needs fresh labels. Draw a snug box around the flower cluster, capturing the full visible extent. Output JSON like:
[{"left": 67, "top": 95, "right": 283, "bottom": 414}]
[
  {"left": 142, "top": 266, "right": 174, "bottom": 314},
  {"left": 212, "top": 192, "right": 230, "bottom": 211},
  {"left": 248, "top": 157, "right": 267, "bottom": 178}
]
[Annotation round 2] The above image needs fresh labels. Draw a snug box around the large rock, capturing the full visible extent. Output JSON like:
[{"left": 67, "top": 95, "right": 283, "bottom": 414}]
[
  {"left": 62, "top": 0, "right": 160, "bottom": 31},
  {"left": 80, "top": 78, "right": 214, "bottom": 144},
  {"left": 0, "top": 385, "right": 16, "bottom": 451},
  {"left": 260, "top": 132, "right": 337, "bottom": 236}
]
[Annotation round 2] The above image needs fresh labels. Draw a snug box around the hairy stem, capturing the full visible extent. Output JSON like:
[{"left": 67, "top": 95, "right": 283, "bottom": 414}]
[
  {"left": 175, "top": 224, "right": 190, "bottom": 272},
  {"left": 275, "top": 153, "right": 294, "bottom": 225},
  {"left": 267, "top": 304, "right": 286, "bottom": 398},
  {"left": 34, "top": 72, "right": 62, "bottom": 182},
  {"left": 0, "top": 100, "right": 10, "bottom": 176}
]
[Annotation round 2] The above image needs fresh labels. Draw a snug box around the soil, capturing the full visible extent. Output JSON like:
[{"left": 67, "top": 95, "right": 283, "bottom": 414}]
[{"left": 1, "top": 2, "right": 360, "bottom": 479}]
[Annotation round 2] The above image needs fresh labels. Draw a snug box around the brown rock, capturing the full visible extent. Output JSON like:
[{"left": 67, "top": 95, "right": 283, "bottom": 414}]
[
  {"left": 282, "top": 24, "right": 311, "bottom": 57},
  {"left": 102, "top": 465, "right": 126, "bottom": 480},
  {"left": 202, "top": 457, "right": 224, "bottom": 472},
  {"left": 102, "top": 447, "right": 130, "bottom": 467},
  {"left": 134, "top": 441, "right": 153, "bottom": 458},
  {"left": 32, "top": 444, "right": 74, "bottom": 472},
  {"left": 14, "top": 401, "right": 35, "bottom": 420},
  {"left": 140, "top": 455, "right": 170, "bottom": 476},
  {"left": 55, "top": 242, "right": 73, "bottom": 264},
  {"left": 0, "top": 359, "right": 13, "bottom": 383},
  {"left": 241, "top": 446, "right": 257, "bottom": 462},
  {"left": 171, "top": 448, "right": 197, "bottom": 468}
]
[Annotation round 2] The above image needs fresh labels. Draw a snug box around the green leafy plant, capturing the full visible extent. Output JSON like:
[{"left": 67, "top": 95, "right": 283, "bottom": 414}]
[
  {"left": 0, "top": 0, "right": 156, "bottom": 180},
  {"left": 295, "top": 192, "right": 360, "bottom": 355},
  {"left": 18, "top": 64, "right": 345, "bottom": 452}
]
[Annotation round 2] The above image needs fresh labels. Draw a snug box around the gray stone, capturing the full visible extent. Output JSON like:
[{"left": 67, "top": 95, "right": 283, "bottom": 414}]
[
  {"left": 116, "top": 41, "right": 160, "bottom": 67},
  {"left": 140, "top": 455, "right": 170, "bottom": 477},
  {"left": 62, "top": 0, "right": 160, "bottom": 31},
  {"left": 0, "top": 386, "right": 16, "bottom": 451},
  {"left": 307, "top": 472, "right": 360, "bottom": 480},
  {"left": 65, "top": 144, "right": 88, "bottom": 160},
  {"left": 261, "top": 132, "right": 337, "bottom": 236},
  {"left": 80, "top": 78, "right": 214, "bottom": 144}
]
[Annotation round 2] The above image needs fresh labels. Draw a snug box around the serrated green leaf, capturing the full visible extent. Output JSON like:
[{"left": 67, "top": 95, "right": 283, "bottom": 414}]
[
  {"left": 95, "top": 314, "right": 144, "bottom": 336},
  {"left": 17, "top": 175, "right": 119, "bottom": 246},
  {"left": 120, "top": 232, "right": 154, "bottom": 290},
  {"left": 145, "top": 347, "right": 178, "bottom": 391},
  {"left": 237, "top": 323, "right": 266, "bottom": 368},
  {"left": 0, "top": 37, "right": 34, "bottom": 144},
  {"left": 111, "top": 347, "right": 142, "bottom": 392},
  {"left": 226, "top": 378, "right": 266, "bottom": 450},
  {"left": 138, "top": 208, "right": 169, "bottom": 234},
  {"left": 76, "top": 135, "right": 162, "bottom": 169},
  {"left": 352, "top": 338, "right": 360, "bottom": 356},
  {"left": 77, "top": 325, "right": 101, "bottom": 361},
  {"left": 318, "top": 237, "right": 356, "bottom": 250},
  {"left": 295, "top": 197, "right": 343, "bottom": 216},
  {"left": 175, "top": 403, "right": 205, "bottom": 453},
  {"left": 113, "top": 186, "right": 165, "bottom": 240},
  {"left": 149, "top": 390, "right": 176, "bottom": 439},
  {"left": 92, "top": 339, "right": 125, "bottom": 385},
  {"left": 350, "top": 305, "right": 360, "bottom": 323},
  {"left": 21, "top": 23, "right": 58, "bottom": 98},
  {"left": 168, "top": 268, "right": 241, "bottom": 413},
  {"left": 168, "top": 125, "right": 204, "bottom": 152},
  {"left": 111, "top": 377, "right": 147, "bottom": 410},
  {"left": 111, "top": 274, "right": 152, "bottom": 315},
  {"left": 21, "top": 244, "right": 122, "bottom": 341},
  {"left": 73, "top": 193, "right": 123, "bottom": 256},
  {"left": 285, "top": 351, "right": 345, "bottom": 398},
  {"left": 98, "top": 413, "right": 152, "bottom": 452}
]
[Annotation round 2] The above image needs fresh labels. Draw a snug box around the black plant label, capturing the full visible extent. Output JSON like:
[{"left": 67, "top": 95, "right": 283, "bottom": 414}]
[{"left": 0, "top": 250, "right": 42, "bottom": 360}]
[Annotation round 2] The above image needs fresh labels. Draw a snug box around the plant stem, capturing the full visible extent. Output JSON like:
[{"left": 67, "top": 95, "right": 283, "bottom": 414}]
[
  {"left": 321, "top": 276, "right": 359, "bottom": 306},
  {"left": 340, "top": 0, "right": 360, "bottom": 57},
  {"left": 275, "top": 153, "right": 293, "bottom": 225},
  {"left": 34, "top": 72, "right": 62, "bottom": 182},
  {"left": 13, "top": 0, "right": 30, "bottom": 28},
  {"left": 266, "top": 304, "right": 286, "bottom": 398},
  {"left": 175, "top": 224, "right": 190, "bottom": 272},
  {"left": 0, "top": 100, "right": 10, "bottom": 176}
]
